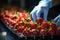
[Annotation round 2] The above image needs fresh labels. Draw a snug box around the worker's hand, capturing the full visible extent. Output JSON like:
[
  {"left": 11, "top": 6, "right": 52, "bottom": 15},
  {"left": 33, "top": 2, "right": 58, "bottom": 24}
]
[
  {"left": 30, "top": 5, "right": 41, "bottom": 22},
  {"left": 54, "top": 15, "right": 60, "bottom": 27},
  {"left": 30, "top": 5, "right": 49, "bottom": 22},
  {"left": 30, "top": 0, "right": 53, "bottom": 22}
]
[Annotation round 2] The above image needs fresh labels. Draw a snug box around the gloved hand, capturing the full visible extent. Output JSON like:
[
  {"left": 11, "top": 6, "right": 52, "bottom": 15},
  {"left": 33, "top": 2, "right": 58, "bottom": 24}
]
[
  {"left": 30, "top": 0, "right": 53, "bottom": 22},
  {"left": 54, "top": 15, "right": 60, "bottom": 27}
]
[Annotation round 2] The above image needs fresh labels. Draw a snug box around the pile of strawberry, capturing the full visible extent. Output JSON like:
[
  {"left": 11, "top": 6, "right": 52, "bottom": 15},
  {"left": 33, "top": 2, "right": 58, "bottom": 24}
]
[{"left": 0, "top": 8, "right": 60, "bottom": 36}]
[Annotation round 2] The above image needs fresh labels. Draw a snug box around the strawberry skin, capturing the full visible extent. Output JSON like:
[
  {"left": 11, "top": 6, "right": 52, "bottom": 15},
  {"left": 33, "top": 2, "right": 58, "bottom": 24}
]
[
  {"left": 8, "top": 18, "right": 16, "bottom": 26},
  {"left": 30, "top": 23, "right": 37, "bottom": 29},
  {"left": 36, "top": 18, "right": 43, "bottom": 23},
  {"left": 40, "top": 21, "right": 50, "bottom": 29},
  {"left": 16, "top": 27, "right": 24, "bottom": 33},
  {"left": 50, "top": 23, "right": 57, "bottom": 31},
  {"left": 14, "top": 24, "right": 19, "bottom": 29},
  {"left": 48, "top": 27, "right": 55, "bottom": 35},
  {"left": 5, "top": 13, "right": 9, "bottom": 17},
  {"left": 22, "top": 29, "right": 29, "bottom": 36},
  {"left": 29, "top": 29, "right": 37, "bottom": 36},
  {"left": 56, "top": 27, "right": 60, "bottom": 35},
  {"left": 50, "top": 23, "right": 56, "bottom": 27},
  {"left": 39, "top": 29, "right": 47, "bottom": 36}
]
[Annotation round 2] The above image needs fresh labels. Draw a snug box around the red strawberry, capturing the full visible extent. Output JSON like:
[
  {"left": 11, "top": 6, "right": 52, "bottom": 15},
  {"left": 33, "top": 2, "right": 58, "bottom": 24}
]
[
  {"left": 14, "top": 23, "right": 19, "bottom": 29},
  {"left": 50, "top": 23, "right": 57, "bottom": 31},
  {"left": 39, "top": 29, "right": 47, "bottom": 36},
  {"left": 19, "top": 23, "right": 25, "bottom": 26},
  {"left": 50, "top": 23, "right": 56, "bottom": 27},
  {"left": 56, "top": 27, "right": 60, "bottom": 35},
  {"left": 22, "top": 29, "right": 29, "bottom": 36},
  {"left": 5, "top": 13, "right": 9, "bottom": 17},
  {"left": 0, "top": 14, "right": 4, "bottom": 18},
  {"left": 16, "top": 27, "right": 24, "bottom": 33},
  {"left": 16, "top": 17, "right": 21, "bottom": 23},
  {"left": 29, "top": 23, "right": 37, "bottom": 29},
  {"left": 21, "top": 13, "right": 28, "bottom": 19},
  {"left": 19, "top": 23, "right": 26, "bottom": 29},
  {"left": 8, "top": 14, "right": 16, "bottom": 19},
  {"left": 3, "top": 17, "right": 9, "bottom": 22},
  {"left": 10, "top": 9, "right": 15, "bottom": 15},
  {"left": 36, "top": 18, "right": 43, "bottom": 23},
  {"left": 40, "top": 21, "right": 50, "bottom": 29},
  {"left": 29, "top": 29, "right": 37, "bottom": 36},
  {"left": 11, "top": 16, "right": 17, "bottom": 21},
  {"left": 24, "top": 24, "right": 30, "bottom": 28},
  {"left": 48, "top": 27, "right": 55, "bottom": 35},
  {"left": 8, "top": 18, "right": 16, "bottom": 26}
]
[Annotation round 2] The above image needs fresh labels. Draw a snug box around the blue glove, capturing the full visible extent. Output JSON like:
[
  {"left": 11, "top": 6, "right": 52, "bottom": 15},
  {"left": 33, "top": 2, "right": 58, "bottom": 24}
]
[
  {"left": 30, "top": 0, "right": 53, "bottom": 22},
  {"left": 54, "top": 15, "right": 60, "bottom": 27}
]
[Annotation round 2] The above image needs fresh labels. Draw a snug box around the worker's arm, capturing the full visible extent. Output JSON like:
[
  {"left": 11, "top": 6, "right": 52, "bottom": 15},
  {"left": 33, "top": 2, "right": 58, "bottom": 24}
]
[{"left": 54, "top": 14, "right": 60, "bottom": 27}]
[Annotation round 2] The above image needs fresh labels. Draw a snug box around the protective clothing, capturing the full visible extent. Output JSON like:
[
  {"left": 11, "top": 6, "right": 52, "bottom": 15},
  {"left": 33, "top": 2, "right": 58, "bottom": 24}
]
[
  {"left": 54, "top": 14, "right": 60, "bottom": 27},
  {"left": 30, "top": 0, "right": 53, "bottom": 22}
]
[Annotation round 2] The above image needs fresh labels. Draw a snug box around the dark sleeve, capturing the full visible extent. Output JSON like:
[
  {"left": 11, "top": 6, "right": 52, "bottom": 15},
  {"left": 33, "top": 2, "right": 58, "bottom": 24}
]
[{"left": 52, "top": 0, "right": 60, "bottom": 6}]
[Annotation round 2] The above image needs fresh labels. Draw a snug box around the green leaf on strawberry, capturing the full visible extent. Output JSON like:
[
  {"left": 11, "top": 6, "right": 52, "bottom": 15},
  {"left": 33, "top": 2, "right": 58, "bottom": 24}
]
[
  {"left": 15, "top": 12, "right": 19, "bottom": 18},
  {"left": 26, "top": 27, "right": 31, "bottom": 31}
]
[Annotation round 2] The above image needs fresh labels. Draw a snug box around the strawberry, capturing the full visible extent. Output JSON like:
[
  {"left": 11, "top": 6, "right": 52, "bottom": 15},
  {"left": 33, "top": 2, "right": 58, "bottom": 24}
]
[
  {"left": 36, "top": 18, "right": 43, "bottom": 23},
  {"left": 8, "top": 18, "right": 16, "bottom": 26},
  {"left": 56, "top": 27, "right": 60, "bottom": 35},
  {"left": 14, "top": 22, "right": 26, "bottom": 29},
  {"left": 48, "top": 27, "right": 55, "bottom": 35},
  {"left": 19, "top": 23, "right": 26, "bottom": 29},
  {"left": 3, "top": 17, "right": 9, "bottom": 22},
  {"left": 24, "top": 24, "right": 30, "bottom": 28},
  {"left": 40, "top": 21, "right": 50, "bottom": 29},
  {"left": 50, "top": 22, "right": 56, "bottom": 27},
  {"left": 22, "top": 29, "right": 29, "bottom": 36},
  {"left": 0, "top": 14, "right": 4, "bottom": 18},
  {"left": 19, "top": 23, "right": 25, "bottom": 26},
  {"left": 5, "top": 13, "right": 9, "bottom": 17},
  {"left": 29, "top": 29, "right": 37, "bottom": 36},
  {"left": 14, "top": 23, "right": 19, "bottom": 29},
  {"left": 16, "top": 27, "right": 24, "bottom": 33},
  {"left": 8, "top": 14, "right": 16, "bottom": 19},
  {"left": 50, "top": 23, "right": 57, "bottom": 31},
  {"left": 10, "top": 9, "right": 15, "bottom": 15},
  {"left": 29, "top": 23, "right": 37, "bottom": 29},
  {"left": 39, "top": 29, "right": 47, "bottom": 36},
  {"left": 16, "top": 17, "right": 21, "bottom": 23},
  {"left": 11, "top": 16, "right": 17, "bottom": 21}
]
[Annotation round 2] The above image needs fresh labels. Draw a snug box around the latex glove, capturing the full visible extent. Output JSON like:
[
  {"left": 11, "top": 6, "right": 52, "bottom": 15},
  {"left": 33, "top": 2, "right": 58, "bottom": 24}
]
[
  {"left": 38, "top": 0, "right": 53, "bottom": 8},
  {"left": 54, "top": 15, "right": 60, "bottom": 27},
  {"left": 30, "top": 0, "right": 53, "bottom": 22}
]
